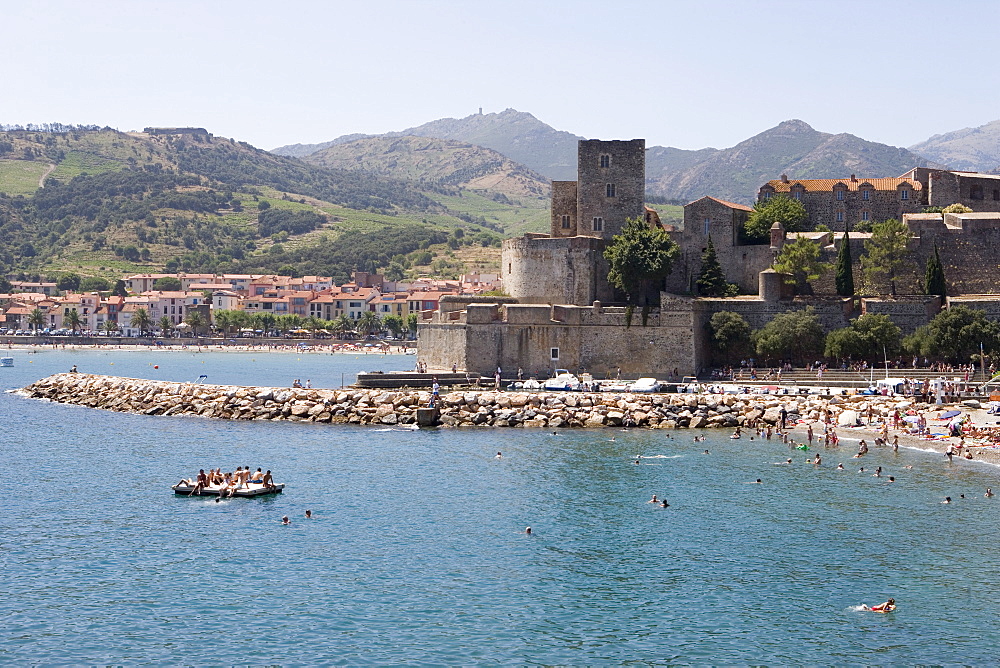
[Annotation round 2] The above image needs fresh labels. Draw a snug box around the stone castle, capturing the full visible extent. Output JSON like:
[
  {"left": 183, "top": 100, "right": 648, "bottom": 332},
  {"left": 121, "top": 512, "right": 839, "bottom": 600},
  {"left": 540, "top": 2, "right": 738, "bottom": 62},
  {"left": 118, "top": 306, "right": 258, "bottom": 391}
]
[{"left": 418, "top": 138, "right": 1000, "bottom": 378}]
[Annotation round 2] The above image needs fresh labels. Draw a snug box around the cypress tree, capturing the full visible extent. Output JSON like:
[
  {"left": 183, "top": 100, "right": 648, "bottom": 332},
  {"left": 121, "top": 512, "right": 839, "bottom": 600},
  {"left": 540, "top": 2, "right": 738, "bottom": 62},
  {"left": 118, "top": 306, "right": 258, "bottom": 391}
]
[
  {"left": 835, "top": 231, "right": 854, "bottom": 296},
  {"left": 696, "top": 235, "right": 729, "bottom": 296},
  {"left": 924, "top": 243, "right": 946, "bottom": 297}
]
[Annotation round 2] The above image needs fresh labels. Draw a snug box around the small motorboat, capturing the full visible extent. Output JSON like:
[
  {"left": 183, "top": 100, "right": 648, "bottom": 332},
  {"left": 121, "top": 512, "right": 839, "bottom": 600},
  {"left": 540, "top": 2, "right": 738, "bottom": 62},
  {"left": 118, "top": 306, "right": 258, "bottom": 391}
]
[
  {"left": 171, "top": 481, "right": 284, "bottom": 497},
  {"left": 0, "top": 357, "right": 13, "bottom": 367}
]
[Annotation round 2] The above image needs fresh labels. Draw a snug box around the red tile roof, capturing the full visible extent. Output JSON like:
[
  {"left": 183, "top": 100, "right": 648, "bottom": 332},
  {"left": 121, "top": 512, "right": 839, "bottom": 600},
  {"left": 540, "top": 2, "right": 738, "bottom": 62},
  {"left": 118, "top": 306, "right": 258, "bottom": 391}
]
[{"left": 764, "top": 177, "right": 921, "bottom": 193}]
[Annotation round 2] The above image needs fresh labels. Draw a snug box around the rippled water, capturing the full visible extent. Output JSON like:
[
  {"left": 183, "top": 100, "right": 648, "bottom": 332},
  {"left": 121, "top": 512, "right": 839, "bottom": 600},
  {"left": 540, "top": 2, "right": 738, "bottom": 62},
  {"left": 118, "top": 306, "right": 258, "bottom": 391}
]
[{"left": 3, "top": 350, "right": 1000, "bottom": 664}]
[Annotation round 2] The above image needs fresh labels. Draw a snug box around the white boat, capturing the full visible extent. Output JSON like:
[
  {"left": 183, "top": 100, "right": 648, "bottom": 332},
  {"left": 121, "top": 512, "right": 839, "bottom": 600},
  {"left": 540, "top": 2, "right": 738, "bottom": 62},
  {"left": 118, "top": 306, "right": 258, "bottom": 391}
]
[
  {"left": 0, "top": 357, "right": 12, "bottom": 367},
  {"left": 171, "top": 481, "right": 284, "bottom": 497},
  {"left": 543, "top": 369, "right": 581, "bottom": 391},
  {"left": 631, "top": 377, "right": 662, "bottom": 393}
]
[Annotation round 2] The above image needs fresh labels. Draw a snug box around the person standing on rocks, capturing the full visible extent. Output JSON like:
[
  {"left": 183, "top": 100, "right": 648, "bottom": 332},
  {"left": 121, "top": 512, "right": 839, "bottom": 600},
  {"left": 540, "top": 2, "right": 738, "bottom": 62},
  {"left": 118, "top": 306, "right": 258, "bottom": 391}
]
[{"left": 779, "top": 406, "right": 788, "bottom": 430}]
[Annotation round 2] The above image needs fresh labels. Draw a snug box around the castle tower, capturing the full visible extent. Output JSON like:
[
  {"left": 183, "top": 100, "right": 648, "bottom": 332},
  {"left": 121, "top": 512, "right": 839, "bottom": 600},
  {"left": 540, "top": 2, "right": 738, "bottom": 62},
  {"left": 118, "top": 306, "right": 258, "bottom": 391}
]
[{"left": 576, "top": 139, "right": 645, "bottom": 239}]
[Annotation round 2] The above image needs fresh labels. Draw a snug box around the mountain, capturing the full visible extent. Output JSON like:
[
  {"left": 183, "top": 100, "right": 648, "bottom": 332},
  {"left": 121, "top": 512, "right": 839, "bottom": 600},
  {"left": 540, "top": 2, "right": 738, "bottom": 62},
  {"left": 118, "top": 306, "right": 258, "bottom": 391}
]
[
  {"left": 909, "top": 119, "right": 1000, "bottom": 172},
  {"left": 645, "top": 120, "right": 945, "bottom": 204},
  {"left": 302, "top": 135, "right": 550, "bottom": 199},
  {"left": 273, "top": 109, "right": 583, "bottom": 181},
  {"left": 0, "top": 127, "right": 515, "bottom": 282}
]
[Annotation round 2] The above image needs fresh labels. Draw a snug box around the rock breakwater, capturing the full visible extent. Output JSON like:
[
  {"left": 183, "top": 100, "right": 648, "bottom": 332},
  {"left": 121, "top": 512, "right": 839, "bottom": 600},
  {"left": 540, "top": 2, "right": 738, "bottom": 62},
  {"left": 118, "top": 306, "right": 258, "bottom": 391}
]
[{"left": 22, "top": 373, "right": 934, "bottom": 429}]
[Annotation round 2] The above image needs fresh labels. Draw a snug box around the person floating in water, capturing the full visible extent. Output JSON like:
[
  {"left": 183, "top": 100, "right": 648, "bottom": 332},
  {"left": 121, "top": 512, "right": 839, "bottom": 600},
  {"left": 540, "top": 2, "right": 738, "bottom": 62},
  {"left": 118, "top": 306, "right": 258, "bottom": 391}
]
[
  {"left": 660, "top": 499, "right": 670, "bottom": 508},
  {"left": 524, "top": 526, "right": 532, "bottom": 535},
  {"left": 987, "top": 488, "right": 995, "bottom": 498},
  {"left": 495, "top": 451, "right": 502, "bottom": 459},
  {"left": 281, "top": 515, "right": 290, "bottom": 525},
  {"left": 863, "top": 598, "right": 896, "bottom": 613},
  {"left": 837, "top": 463, "right": 845, "bottom": 470},
  {"left": 648, "top": 495, "right": 659, "bottom": 503}
]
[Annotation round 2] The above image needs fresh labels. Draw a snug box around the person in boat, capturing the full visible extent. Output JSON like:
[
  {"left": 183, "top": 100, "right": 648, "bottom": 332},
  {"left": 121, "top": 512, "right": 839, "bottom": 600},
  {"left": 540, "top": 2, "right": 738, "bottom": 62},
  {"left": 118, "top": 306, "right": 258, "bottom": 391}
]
[
  {"left": 262, "top": 470, "right": 275, "bottom": 490},
  {"left": 249, "top": 468, "right": 264, "bottom": 483},
  {"left": 190, "top": 469, "right": 208, "bottom": 495},
  {"left": 866, "top": 598, "right": 896, "bottom": 612}
]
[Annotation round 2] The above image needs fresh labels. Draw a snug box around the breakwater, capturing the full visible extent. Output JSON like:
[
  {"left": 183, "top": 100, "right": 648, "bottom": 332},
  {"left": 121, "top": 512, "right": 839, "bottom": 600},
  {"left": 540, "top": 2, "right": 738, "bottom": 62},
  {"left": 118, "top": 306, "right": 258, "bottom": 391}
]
[{"left": 19, "top": 373, "right": 944, "bottom": 429}]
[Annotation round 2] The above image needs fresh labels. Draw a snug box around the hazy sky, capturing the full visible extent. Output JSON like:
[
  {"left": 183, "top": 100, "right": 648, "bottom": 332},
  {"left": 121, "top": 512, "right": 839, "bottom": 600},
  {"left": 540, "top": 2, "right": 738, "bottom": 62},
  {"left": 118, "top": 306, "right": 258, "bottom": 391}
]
[{"left": 5, "top": 0, "right": 999, "bottom": 151}]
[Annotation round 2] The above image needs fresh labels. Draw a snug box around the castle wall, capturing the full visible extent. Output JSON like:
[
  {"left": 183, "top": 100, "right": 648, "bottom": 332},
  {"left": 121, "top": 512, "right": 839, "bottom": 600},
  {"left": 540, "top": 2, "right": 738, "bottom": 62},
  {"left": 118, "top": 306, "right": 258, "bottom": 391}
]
[
  {"left": 501, "top": 235, "right": 612, "bottom": 305},
  {"left": 668, "top": 197, "right": 770, "bottom": 294},
  {"left": 576, "top": 139, "right": 645, "bottom": 238},
  {"left": 550, "top": 181, "right": 578, "bottom": 237},
  {"left": 928, "top": 172, "right": 1000, "bottom": 210},
  {"left": 861, "top": 297, "right": 942, "bottom": 334}
]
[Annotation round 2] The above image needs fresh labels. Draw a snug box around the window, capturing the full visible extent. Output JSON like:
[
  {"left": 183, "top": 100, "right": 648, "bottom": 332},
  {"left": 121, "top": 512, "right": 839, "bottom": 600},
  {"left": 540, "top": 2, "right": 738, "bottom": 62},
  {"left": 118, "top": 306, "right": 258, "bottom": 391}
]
[
  {"left": 861, "top": 211, "right": 870, "bottom": 221},
  {"left": 836, "top": 211, "right": 844, "bottom": 223},
  {"left": 600, "top": 154, "right": 610, "bottom": 168},
  {"left": 550, "top": 347, "right": 560, "bottom": 361},
  {"left": 561, "top": 215, "right": 570, "bottom": 229},
  {"left": 862, "top": 190, "right": 870, "bottom": 201},
  {"left": 900, "top": 189, "right": 909, "bottom": 200},
  {"left": 762, "top": 192, "right": 771, "bottom": 200},
  {"left": 994, "top": 189, "right": 1000, "bottom": 201},
  {"left": 593, "top": 217, "right": 603, "bottom": 232},
  {"left": 836, "top": 189, "right": 845, "bottom": 201},
  {"left": 792, "top": 191, "right": 802, "bottom": 201},
  {"left": 606, "top": 183, "right": 616, "bottom": 197},
  {"left": 703, "top": 218, "right": 710, "bottom": 235}
]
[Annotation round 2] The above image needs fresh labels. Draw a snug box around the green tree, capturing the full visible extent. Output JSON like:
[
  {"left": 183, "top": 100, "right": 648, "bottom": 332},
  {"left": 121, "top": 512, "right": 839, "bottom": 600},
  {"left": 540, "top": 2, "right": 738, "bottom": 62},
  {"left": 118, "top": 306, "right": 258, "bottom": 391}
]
[
  {"left": 153, "top": 277, "right": 182, "bottom": 291},
  {"left": 27, "top": 308, "right": 46, "bottom": 332},
  {"left": 113, "top": 280, "right": 128, "bottom": 297},
  {"left": 861, "top": 218, "right": 910, "bottom": 296},
  {"left": 357, "top": 310, "right": 382, "bottom": 336},
  {"left": 57, "top": 273, "right": 81, "bottom": 292},
  {"left": 745, "top": 195, "right": 808, "bottom": 241},
  {"left": 604, "top": 217, "right": 679, "bottom": 305},
  {"left": 924, "top": 244, "right": 946, "bottom": 298},
  {"left": 130, "top": 307, "right": 152, "bottom": 335},
  {"left": 903, "top": 306, "right": 1000, "bottom": 363},
  {"left": 834, "top": 231, "right": 854, "bottom": 297},
  {"left": 942, "top": 203, "right": 973, "bottom": 214},
  {"left": 183, "top": 311, "right": 206, "bottom": 336},
  {"left": 64, "top": 308, "right": 83, "bottom": 334},
  {"left": 696, "top": 235, "right": 737, "bottom": 297},
  {"left": 385, "top": 261, "right": 405, "bottom": 282},
  {"left": 708, "top": 311, "right": 751, "bottom": 363},
  {"left": 772, "top": 236, "right": 830, "bottom": 295},
  {"left": 824, "top": 313, "right": 901, "bottom": 361},
  {"left": 406, "top": 312, "right": 419, "bottom": 340},
  {"left": 333, "top": 314, "right": 354, "bottom": 339},
  {"left": 80, "top": 277, "right": 110, "bottom": 292},
  {"left": 102, "top": 319, "right": 119, "bottom": 336},
  {"left": 752, "top": 307, "right": 825, "bottom": 364},
  {"left": 159, "top": 316, "right": 174, "bottom": 337},
  {"left": 213, "top": 309, "right": 234, "bottom": 335},
  {"left": 383, "top": 314, "right": 404, "bottom": 338}
]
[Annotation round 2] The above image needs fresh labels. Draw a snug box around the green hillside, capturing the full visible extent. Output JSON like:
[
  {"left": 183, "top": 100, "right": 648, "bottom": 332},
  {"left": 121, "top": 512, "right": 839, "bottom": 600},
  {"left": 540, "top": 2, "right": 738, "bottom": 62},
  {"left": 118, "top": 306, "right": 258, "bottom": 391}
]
[{"left": 0, "top": 127, "right": 530, "bottom": 284}]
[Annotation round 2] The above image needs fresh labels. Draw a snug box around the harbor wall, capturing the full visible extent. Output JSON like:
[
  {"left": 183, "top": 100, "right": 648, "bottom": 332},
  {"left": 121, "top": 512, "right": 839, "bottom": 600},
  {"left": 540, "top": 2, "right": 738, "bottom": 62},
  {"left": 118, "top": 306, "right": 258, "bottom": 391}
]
[{"left": 21, "top": 373, "right": 930, "bottom": 430}]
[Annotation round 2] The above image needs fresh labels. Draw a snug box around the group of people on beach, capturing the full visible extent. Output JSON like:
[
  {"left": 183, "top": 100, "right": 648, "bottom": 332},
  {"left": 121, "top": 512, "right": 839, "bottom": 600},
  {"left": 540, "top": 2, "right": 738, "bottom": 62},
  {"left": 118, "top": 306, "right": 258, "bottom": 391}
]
[{"left": 179, "top": 466, "right": 275, "bottom": 497}]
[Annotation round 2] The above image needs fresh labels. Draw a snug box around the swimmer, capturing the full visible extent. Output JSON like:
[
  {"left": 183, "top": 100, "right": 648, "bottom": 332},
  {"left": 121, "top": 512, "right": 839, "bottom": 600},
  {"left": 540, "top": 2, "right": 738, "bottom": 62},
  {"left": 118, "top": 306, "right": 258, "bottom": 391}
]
[
  {"left": 660, "top": 499, "right": 670, "bottom": 508},
  {"left": 904, "top": 465, "right": 913, "bottom": 469},
  {"left": 888, "top": 476, "right": 895, "bottom": 482},
  {"left": 281, "top": 515, "right": 290, "bottom": 525},
  {"left": 744, "top": 478, "right": 762, "bottom": 484},
  {"left": 873, "top": 466, "right": 882, "bottom": 478},
  {"left": 525, "top": 526, "right": 532, "bottom": 535},
  {"left": 703, "top": 449, "right": 710, "bottom": 455},
  {"left": 786, "top": 458, "right": 792, "bottom": 464},
  {"left": 495, "top": 451, "right": 502, "bottom": 459},
  {"left": 892, "top": 435, "right": 899, "bottom": 452},
  {"left": 609, "top": 437, "right": 616, "bottom": 442},
  {"left": 634, "top": 459, "right": 640, "bottom": 465},
  {"left": 859, "top": 467, "right": 865, "bottom": 473},
  {"left": 960, "top": 494, "right": 966, "bottom": 499},
  {"left": 648, "top": 495, "right": 659, "bottom": 503},
  {"left": 864, "top": 598, "right": 896, "bottom": 613},
  {"left": 943, "top": 497, "right": 952, "bottom": 504},
  {"left": 987, "top": 488, "right": 995, "bottom": 498},
  {"left": 813, "top": 454, "right": 822, "bottom": 466},
  {"left": 305, "top": 510, "right": 312, "bottom": 518},
  {"left": 837, "top": 463, "right": 844, "bottom": 470}
]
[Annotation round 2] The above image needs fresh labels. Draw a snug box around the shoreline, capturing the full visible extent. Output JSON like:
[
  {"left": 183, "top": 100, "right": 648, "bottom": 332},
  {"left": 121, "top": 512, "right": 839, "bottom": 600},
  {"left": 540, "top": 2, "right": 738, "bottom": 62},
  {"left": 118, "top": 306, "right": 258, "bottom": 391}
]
[{"left": 2, "top": 342, "right": 414, "bottom": 355}]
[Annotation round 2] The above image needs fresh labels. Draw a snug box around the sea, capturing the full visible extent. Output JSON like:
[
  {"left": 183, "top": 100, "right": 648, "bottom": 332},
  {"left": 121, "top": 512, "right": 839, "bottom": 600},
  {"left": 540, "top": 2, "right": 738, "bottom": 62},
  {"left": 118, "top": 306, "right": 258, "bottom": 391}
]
[{"left": 3, "top": 348, "right": 1000, "bottom": 665}]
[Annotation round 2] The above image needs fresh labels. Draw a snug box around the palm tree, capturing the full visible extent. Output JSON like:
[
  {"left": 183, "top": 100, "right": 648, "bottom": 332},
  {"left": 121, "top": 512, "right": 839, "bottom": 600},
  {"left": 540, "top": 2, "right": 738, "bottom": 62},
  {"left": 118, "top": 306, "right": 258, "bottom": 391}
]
[
  {"left": 304, "top": 316, "right": 324, "bottom": 334},
  {"left": 257, "top": 313, "right": 277, "bottom": 337},
  {"left": 64, "top": 308, "right": 83, "bottom": 334},
  {"left": 213, "top": 309, "right": 234, "bottom": 335},
  {"left": 158, "top": 316, "right": 173, "bottom": 338},
  {"left": 27, "top": 308, "right": 46, "bottom": 332},
  {"left": 333, "top": 314, "right": 354, "bottom": 339},
  {"left": 357, "top": 310, "right": 382, "bottom": 338},
  {"left": 102, "top": 319, "right": 120, "bottom": 336},
  {"left": 184, "top": 311, "right": 206, "bottom": 337},
  {"left": 130, "top": 307, "right": 152, "bottom": 336}
]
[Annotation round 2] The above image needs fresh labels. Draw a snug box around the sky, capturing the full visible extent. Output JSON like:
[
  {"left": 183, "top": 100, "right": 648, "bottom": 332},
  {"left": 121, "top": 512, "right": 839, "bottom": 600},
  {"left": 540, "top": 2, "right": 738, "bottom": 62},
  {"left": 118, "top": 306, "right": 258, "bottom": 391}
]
[{"left": 5, "top": 0, "right": 1000, "bottom": 152}]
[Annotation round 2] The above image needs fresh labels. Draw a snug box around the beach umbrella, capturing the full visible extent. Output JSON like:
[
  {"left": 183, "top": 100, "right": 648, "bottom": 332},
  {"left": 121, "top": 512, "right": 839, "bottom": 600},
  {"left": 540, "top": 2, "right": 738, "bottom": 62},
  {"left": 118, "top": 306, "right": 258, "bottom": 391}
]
[{"left": 939, "top": 410, "right": 961, "bottom": 419}]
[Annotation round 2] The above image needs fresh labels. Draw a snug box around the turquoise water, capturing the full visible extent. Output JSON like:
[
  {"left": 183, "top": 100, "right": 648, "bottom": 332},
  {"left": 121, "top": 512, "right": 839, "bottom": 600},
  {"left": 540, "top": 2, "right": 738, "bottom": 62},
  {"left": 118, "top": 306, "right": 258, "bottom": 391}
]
[{"left": 3, "top": 350, "right": 1000, "bottom": 664}]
